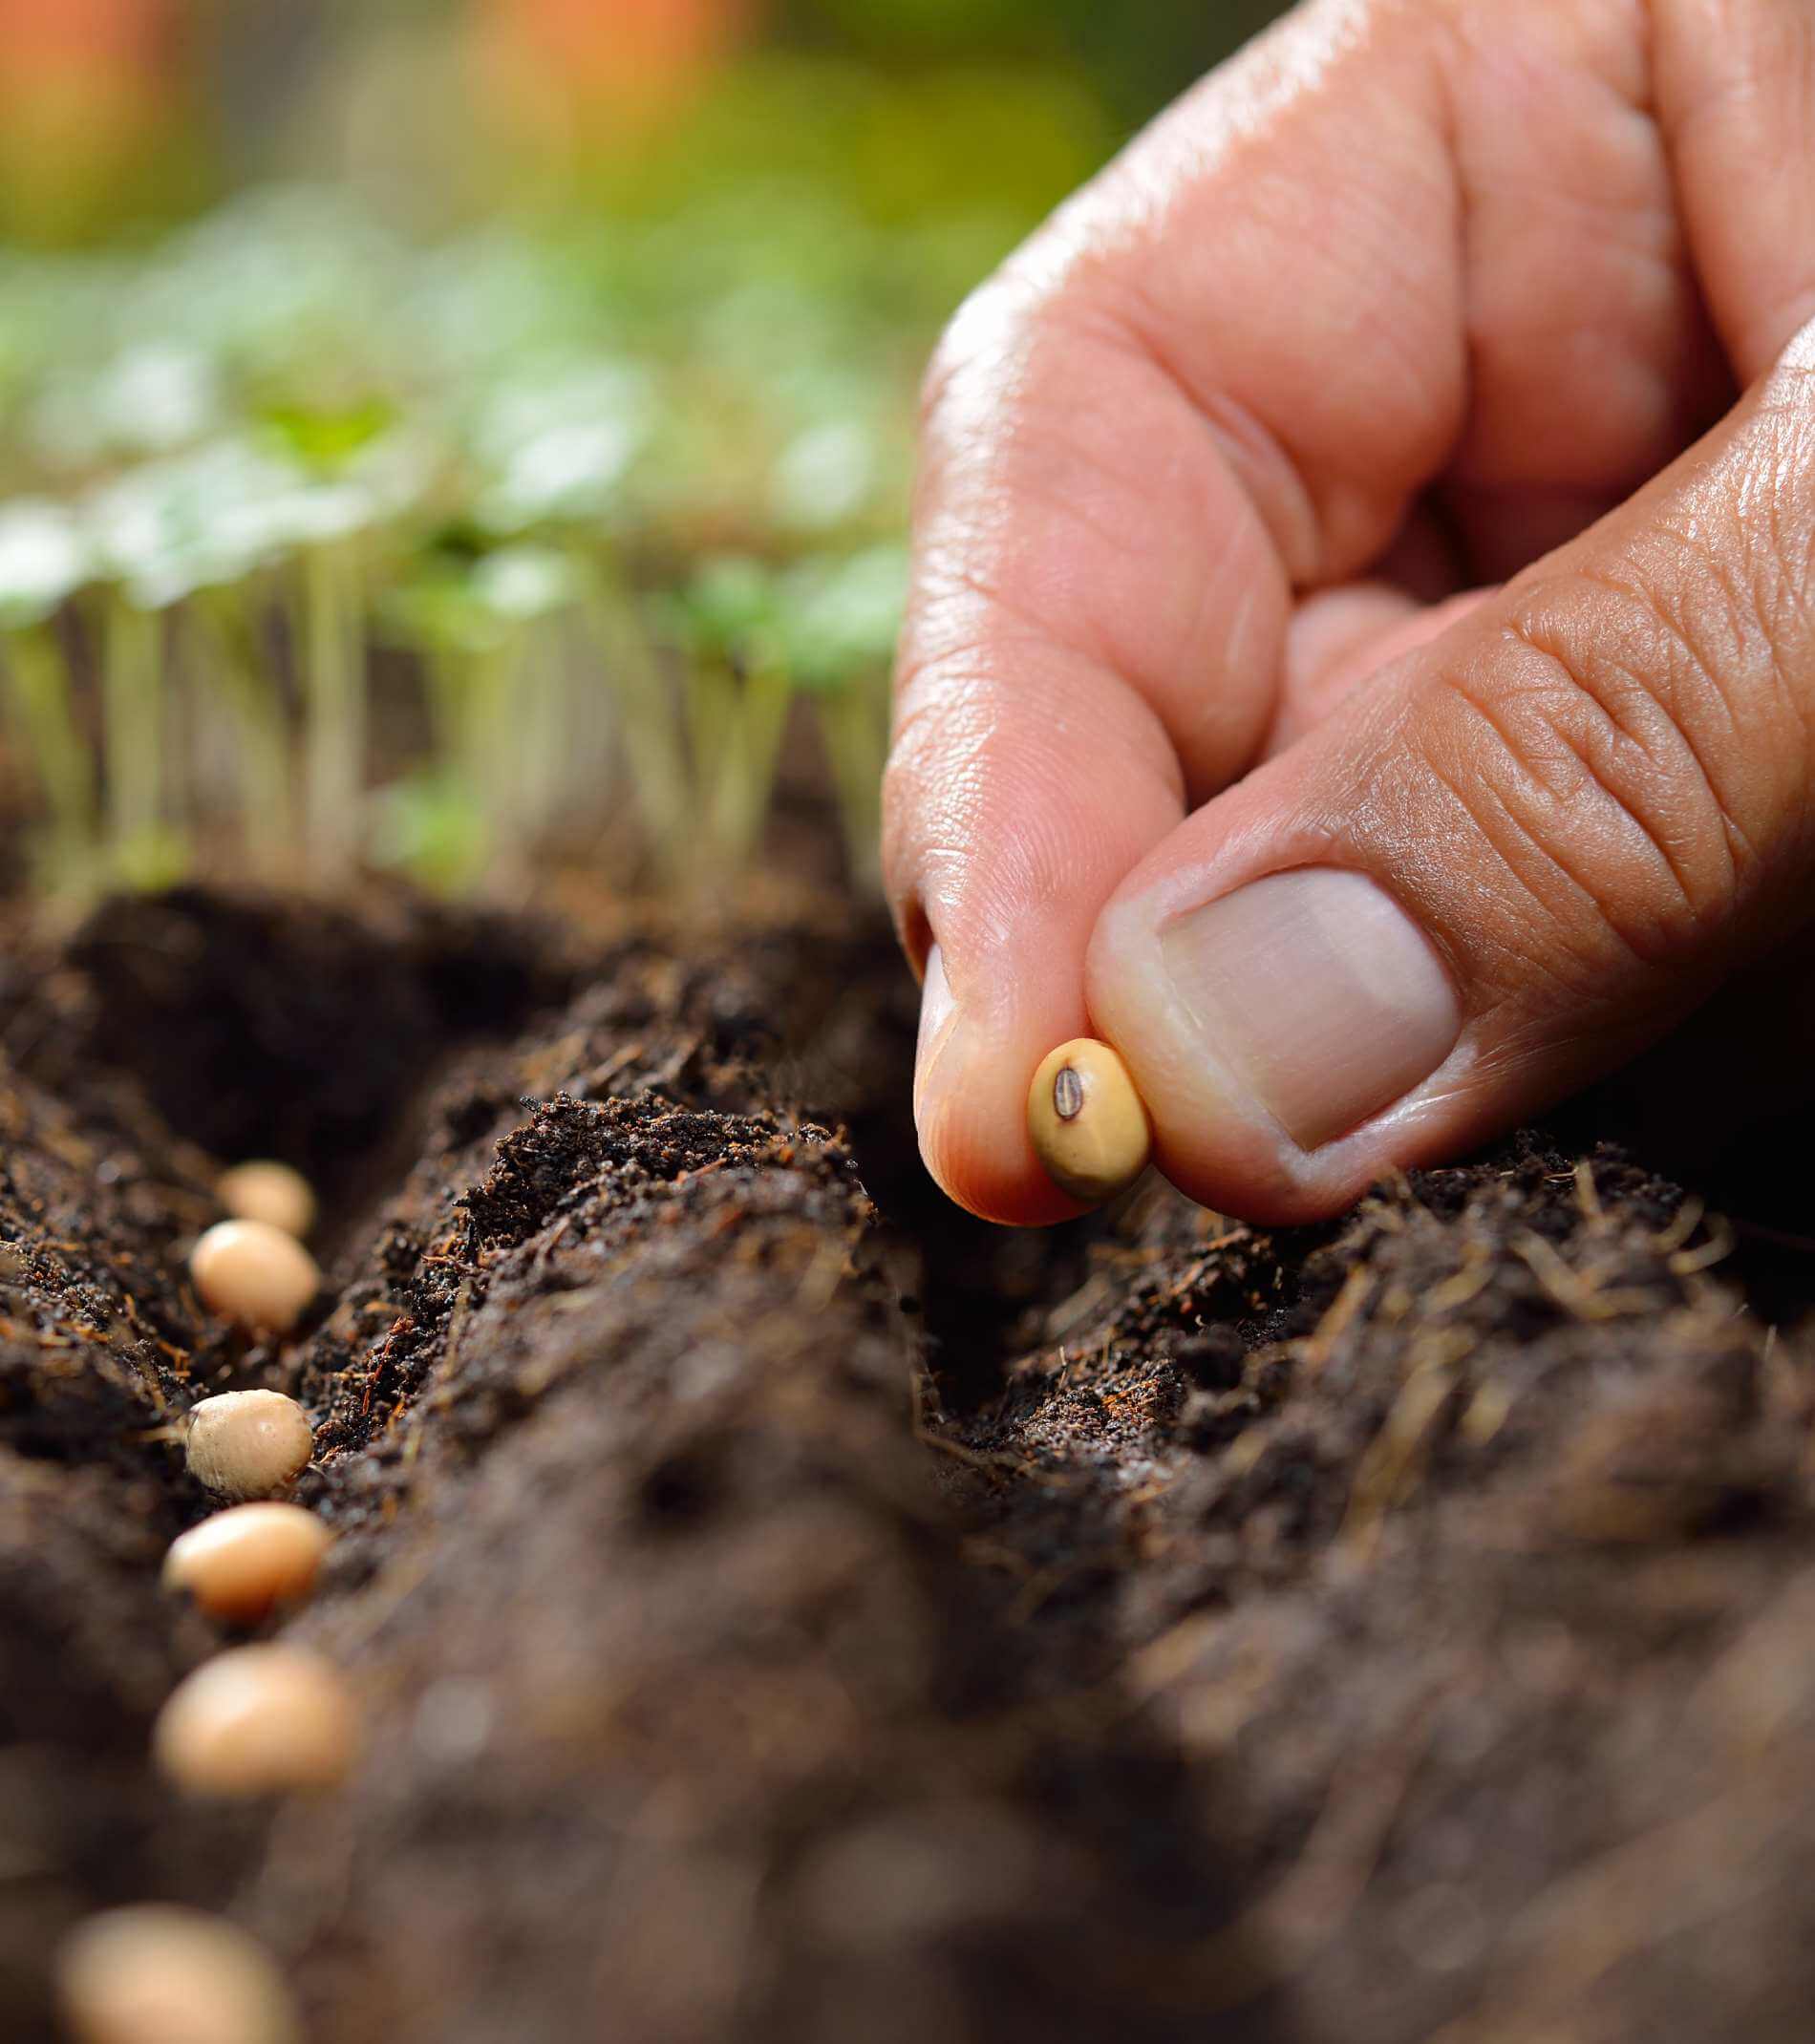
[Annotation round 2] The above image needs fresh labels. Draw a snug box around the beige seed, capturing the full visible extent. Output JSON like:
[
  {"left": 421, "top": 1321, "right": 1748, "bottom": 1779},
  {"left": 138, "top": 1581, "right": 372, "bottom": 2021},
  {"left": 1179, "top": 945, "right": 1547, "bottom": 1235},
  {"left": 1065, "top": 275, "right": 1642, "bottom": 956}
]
[
  {"left": 183, "top": 1391, "right": 313, "bottom": 1501},
  {"left": 1027, "top": 1037, "right": 1153, "bottom": 1205},
  {"left": 216, "top": 1160, "right": 316, "bottom": 1242},
  {"left": 162, "top": 1504, "right": 331, "bottom": 1624},
  {"left": 56, "top": 1904, "right": 301, "bottom": 2044},
  {"left": 190, "top": 1220, "right": 320, "bottom": 1335},
  {"left": 153, "top": 1643, "right": 357, "bottom": 1798}
]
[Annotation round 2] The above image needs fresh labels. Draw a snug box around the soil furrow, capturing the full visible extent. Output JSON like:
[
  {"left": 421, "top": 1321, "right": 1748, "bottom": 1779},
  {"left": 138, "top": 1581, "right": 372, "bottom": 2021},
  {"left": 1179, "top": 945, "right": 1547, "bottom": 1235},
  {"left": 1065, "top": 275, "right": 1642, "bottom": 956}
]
[{"left": 5, "top": 889, "right": 1815, "bottom": 2042}]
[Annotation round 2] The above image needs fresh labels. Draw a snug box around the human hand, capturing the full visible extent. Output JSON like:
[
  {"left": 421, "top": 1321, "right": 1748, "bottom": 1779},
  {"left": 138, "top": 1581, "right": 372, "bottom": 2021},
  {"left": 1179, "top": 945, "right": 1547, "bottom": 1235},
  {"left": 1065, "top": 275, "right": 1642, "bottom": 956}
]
[{"left": 887, "top": 0, "right": 1815, "bottom": 1225}]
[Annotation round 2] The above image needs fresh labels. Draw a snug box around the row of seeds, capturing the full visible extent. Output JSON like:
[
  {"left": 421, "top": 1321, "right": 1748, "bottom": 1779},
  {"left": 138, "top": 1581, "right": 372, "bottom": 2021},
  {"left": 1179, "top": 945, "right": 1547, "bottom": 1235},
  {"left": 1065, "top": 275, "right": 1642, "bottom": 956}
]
[{"left": 59, "top": 1162, "right": 351, "bottom": 2044}]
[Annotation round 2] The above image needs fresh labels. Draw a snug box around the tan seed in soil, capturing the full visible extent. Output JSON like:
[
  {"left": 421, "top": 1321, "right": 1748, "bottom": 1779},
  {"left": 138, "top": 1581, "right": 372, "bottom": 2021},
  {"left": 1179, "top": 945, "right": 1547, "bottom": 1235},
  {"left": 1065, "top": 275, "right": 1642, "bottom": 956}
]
[
  {"left": 56, "top": 1904, "right": 302, "bottom": 2044},
  {"left": 216, "top": 1160, "right": 316, "bottom": 1241},
  {"left": 1027, "top": 1037, "right": 1153, "bottom": 1205},
  {"left": 182, "top": 1391, "right": 313, "bottom": 1501},
  {"left": 153, "top": 1643, "right": 357, "bottom": 1798},
  {"left": 190, "top": 1220, "right": 320, "bottom": 1335},
  {"left": 162, "top": 1503, "right": 331, "bottom": 1624}
]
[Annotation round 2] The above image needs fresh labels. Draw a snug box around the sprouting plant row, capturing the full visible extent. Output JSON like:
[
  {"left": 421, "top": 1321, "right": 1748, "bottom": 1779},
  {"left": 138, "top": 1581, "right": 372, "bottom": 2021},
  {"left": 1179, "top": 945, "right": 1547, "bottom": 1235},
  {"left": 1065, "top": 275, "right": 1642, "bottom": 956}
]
[
  {"left": 0, "top": 523, "right": 902, "bottom": 899},
  {"left": 0, "top": 187, "right": 939, "bottom": 897}
]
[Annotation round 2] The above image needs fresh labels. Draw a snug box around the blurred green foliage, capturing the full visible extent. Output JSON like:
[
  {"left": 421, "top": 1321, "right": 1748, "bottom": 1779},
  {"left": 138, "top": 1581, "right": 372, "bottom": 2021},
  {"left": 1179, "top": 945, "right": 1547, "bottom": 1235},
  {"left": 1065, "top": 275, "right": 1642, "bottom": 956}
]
[
  {"left": 0, "top": 181, "right": 935, "bottom": 895},
  {"left": 793, "top": 0, "right": 1283, "bottom": 128},
  {"left": 0, "top": 0, "right": 1288, "bottom": 899}
]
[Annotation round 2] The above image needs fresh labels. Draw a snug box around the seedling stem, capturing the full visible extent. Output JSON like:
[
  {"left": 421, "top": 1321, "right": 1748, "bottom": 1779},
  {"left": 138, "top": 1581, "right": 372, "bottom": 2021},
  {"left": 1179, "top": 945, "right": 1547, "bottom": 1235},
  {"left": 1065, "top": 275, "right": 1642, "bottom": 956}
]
[
  {"left": 188, "top": 589, "right": 294, "bottom": 875},
  {"left": 101, "top": 593, "right": 178, "bottom": 886},
  {"left": 300, "top": 542, "right": 366, "bottom": 879},
  {"left": 3, "top": 625, "right": 95, "bottom": 890}
]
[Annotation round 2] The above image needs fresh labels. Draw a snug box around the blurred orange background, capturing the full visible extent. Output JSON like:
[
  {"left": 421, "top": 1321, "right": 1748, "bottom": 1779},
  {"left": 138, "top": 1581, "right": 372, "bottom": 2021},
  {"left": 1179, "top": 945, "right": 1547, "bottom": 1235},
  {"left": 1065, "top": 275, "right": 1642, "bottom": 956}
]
[{"left": 0, "top": 0, "right": 1282, "bottom": 245}]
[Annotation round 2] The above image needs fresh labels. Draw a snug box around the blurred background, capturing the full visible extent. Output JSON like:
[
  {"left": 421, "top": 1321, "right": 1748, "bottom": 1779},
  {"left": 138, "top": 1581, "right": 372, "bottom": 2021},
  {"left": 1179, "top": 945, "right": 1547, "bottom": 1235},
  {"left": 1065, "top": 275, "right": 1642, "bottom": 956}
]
[
  {"left": 0, "top": 0, "right": 1285, "bottom": 245},
  {"left": 0, "top": 0, "right": 1289, "bottom": 901}
]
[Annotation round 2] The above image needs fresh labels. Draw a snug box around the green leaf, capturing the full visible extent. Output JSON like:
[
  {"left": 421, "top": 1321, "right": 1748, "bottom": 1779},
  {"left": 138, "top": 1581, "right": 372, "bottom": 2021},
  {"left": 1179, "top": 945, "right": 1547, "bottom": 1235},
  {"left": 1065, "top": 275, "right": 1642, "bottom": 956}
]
[
  {"left": 258, "top": 396, "right": 397, "bottom": 475},
  {"left": 667, "top": 555, "right": 782, "bottom": 662},
  {"left": 775, "top": 544, "right": 908, "bottom": 692},
  {"left": 377, "top": 568, "right": 507, "bottom": 659},
  {"left": 368, "top": 771, "right": 489, "bottom": 893}
]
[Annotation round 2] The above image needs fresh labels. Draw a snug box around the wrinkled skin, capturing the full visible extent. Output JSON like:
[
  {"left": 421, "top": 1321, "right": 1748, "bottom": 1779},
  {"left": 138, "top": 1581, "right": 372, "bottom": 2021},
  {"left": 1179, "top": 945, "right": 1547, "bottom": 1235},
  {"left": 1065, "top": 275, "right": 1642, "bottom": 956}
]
[{"left": 888, "top": 0, "right": 1815, "bottom": 1225}]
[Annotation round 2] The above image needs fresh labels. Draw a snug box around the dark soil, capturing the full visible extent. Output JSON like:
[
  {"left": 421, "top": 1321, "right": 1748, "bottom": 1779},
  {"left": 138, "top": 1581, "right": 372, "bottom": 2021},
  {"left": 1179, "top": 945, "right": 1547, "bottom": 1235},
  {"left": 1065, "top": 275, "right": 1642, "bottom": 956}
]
[{"left": 6, "top": 884, "right": 1815, "bottom": 2043}]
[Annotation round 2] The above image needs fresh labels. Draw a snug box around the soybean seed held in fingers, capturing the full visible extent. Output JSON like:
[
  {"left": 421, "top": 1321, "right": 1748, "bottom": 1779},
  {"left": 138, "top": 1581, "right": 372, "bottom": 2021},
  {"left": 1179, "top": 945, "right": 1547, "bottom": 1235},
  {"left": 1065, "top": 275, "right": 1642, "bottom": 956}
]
[{"left": 1027, "top": 1038, "right": 1153, "bottom": 1206}]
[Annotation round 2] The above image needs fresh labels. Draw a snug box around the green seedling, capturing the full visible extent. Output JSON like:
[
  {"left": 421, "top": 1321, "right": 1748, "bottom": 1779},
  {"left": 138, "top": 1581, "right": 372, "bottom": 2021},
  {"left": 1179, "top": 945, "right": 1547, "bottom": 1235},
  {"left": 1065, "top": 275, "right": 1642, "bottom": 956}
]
[
  {"left": 84, "top": 443, "right": 295, "bottom": 884},
  {"left": 472, "top": 543, "right": 589, "bottom": 859},
  {"left": 369, "top": 767, "right": 488, "bottom": 897},
  {"left": 261, "top": 395, "right": 396, "bottom": 474},
  {"left": 0, "top": 501, "right": 94, "bottom": 888},
  {"left": 661, "top": 554, "right": 796, "bottom": 876},
  {"left": 0, "top": 181, "right": 968, "bottom": 900},
  {"left": 773, "top": 543, "right": 906, "bottom": 891},
  {"left": 374, "top": 558, "right": 498, "bottom": 890},
  {"left": 572, "top": 547, "right": 692, "bottom": 877},
  {"left": 84, "top": 438, "right": 310, "bottom": 886},
  {"left": 183, "top": 582, "right": 294, "bottom": 877},
  {"left": 467, "top": 358, "right": 650, "bottom": 538},
  {"left": 84, "top": 460, "right": 208, "bottom": 888},
  {"left": 375, "top": 540, "right": 582, "bottom": 890},
  {"left": 254, "top": 399, "right": 433, "bottom": 882},
  {"left": 97, "top": 589, "right": 184, "bottom": 889},
  {"left": 3, "top": 623, "right": 93, "bottom": 888},
  {"left": 296, "top": 537, "right": 366, "bottom": 880}
]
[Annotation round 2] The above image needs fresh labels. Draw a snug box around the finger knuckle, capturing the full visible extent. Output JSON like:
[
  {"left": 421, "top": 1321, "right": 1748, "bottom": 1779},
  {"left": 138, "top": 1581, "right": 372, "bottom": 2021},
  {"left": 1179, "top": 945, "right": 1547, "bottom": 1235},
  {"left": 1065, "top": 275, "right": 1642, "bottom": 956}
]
[
  {"left": 1418, "top": 567, "right": 1764, "bottom": 973},
  {"left": 918, "top": 259, "right": 1057, "bottom": 444}
]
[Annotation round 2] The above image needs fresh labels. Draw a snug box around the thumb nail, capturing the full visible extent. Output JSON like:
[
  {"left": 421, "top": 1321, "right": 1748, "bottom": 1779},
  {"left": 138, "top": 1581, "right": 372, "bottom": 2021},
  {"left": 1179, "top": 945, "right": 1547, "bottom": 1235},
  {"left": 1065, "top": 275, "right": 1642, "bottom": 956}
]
[
  {"left": 913, "top": 943, "right": 955, "bottom": 1130},
  {"left": 1159, "top": 867, "right": 1460, "bottom": 1150}
]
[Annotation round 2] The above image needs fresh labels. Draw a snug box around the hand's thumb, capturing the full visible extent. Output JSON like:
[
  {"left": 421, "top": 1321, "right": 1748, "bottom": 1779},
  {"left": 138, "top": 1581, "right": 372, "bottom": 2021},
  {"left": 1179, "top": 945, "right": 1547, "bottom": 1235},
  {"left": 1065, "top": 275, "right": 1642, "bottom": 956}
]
[{"left": 1085, "top": 322, "right": 1815, "bottom": 1224}]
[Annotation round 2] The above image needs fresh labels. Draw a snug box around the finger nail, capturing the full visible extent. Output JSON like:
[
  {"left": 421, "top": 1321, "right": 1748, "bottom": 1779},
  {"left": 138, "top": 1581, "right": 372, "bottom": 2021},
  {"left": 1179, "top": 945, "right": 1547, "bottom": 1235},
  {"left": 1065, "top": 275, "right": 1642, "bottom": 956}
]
[
  {"left": 913, "top": 943, "right": 955, "bottom": 1130},
  {"left": 1159, "top": 867, "right": 1460, "bottom": 1150}
]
